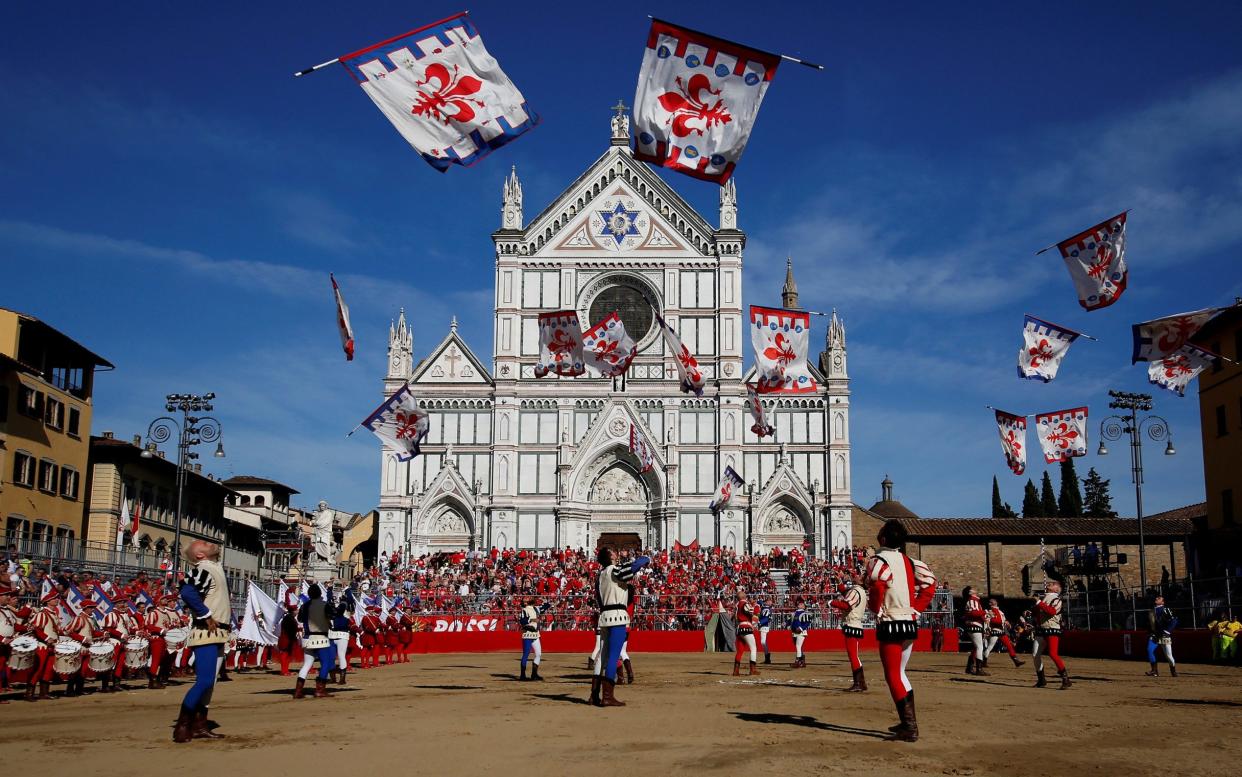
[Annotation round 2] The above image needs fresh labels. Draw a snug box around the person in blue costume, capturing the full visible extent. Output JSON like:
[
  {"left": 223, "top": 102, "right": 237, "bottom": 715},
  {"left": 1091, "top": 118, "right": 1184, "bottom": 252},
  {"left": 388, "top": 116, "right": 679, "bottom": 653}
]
[{"left": 589, "top": 547, "right": 650, "bottom": 707}]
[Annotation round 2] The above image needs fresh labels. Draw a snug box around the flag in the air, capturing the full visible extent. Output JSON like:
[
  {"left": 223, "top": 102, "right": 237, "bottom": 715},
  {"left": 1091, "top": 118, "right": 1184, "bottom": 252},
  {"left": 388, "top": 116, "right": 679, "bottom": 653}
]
[
  {"left": 65, "top": 583, "right": 89, "bottom": 616},
  {"left": 130, "top": 498, "right": 143, "bottom": 546},
  {"left": 362, "top": 383, "right": 430, "bottom": 462},
  {"left": 583, "top": 313, "right": 637, "bottom": 378},
  {"left": 632, "top": 18, "right": 781, "bottom": 184},
  {"left": 655, "top": 311, "right": 705, "bottom": 395},
  {"left": 750, "top": 306, "right": 815, "bottom": 394},
  {"left": 117, "top": 496, "right": 130, "bottom": 547},
  {"left": 1018, "top": 315, "right": 1083, "bottom": 382},
  {"left": 1148, "top": 344, "right": 1218, "bottom": 396},
  {"left": 709, "top": 466, "right": 744, "bottom": 514},
  {"left": 338, "top": 12, "right": 537, "bottom": 171},
  {"left": 1055, "top": 212, "right": 1128, "bottom": 311},
  {"left": 91, "top": 584, "right": 115, "bottom": 626},
  {"left": 1035, "top": 407, "right": 1088, "bottom": 464},
  {"left": 672, "top": 539, "right": 701, "bottom": 552},
  {"left": 1131, "top": 308, "right": 1220, "bottom": 363},
  {"left": 747, "top": 384, "right": 775, "bottom": 438},
  {"left": 995, "top": 409, "right": 1027, "bottom": 476},
  {"left": 535, "top": 310, "right": 586, "bottom": 378},
  {"left": 629, "top": 423, "right": 656, "bottom": 474},
  {"left": 331, "top": 273, "right": 355, "bottom": 361}
]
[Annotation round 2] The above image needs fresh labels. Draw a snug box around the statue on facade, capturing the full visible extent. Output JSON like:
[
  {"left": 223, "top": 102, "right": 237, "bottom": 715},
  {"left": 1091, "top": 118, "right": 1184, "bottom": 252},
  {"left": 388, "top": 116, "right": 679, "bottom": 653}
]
[{"left": 312, "top": 500, "right": 336, "bottom": 562}]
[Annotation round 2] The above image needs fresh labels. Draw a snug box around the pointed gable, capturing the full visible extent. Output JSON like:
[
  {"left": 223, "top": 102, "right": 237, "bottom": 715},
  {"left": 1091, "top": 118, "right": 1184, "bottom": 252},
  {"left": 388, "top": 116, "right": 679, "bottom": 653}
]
[{"left": 411, "top": 322, "right": 492, "bottom": 386}]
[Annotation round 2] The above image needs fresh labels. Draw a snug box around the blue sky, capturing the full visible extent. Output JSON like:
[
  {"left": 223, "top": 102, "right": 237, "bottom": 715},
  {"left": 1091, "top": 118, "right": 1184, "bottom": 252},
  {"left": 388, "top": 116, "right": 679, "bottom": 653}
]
[{"left": 2, "top": 2, "right": 1240, "bottom": 519}]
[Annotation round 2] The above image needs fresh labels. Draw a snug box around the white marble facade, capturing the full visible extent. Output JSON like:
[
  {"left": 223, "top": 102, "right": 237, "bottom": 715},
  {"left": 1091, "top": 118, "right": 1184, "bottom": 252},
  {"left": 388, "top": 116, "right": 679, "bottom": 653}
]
[{"left": 377, "top": 113, "right": 852, "bottom": 558}]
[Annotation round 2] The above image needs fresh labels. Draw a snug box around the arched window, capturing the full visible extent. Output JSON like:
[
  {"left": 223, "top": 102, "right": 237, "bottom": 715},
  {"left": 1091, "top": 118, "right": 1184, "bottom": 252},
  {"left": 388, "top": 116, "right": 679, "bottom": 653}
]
[
  {"left": 240, "top": 495, "right": 251, "bottom": 506},
  {"left": 254, "top": 495, "right": 266, "bottom": 507}
]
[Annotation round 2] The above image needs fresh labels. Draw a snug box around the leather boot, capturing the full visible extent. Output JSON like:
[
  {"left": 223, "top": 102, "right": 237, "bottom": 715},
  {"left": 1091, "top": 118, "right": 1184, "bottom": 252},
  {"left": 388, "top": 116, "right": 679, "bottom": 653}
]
[
  {"left": 339, "top": 669, "right": 347, "bottom": 686},
  {"left": 148, "top": 673, "right": 158, "bottom": 690},
  {"left": 982, "top": 656, "right": 990, "bottom": 670},
  {"left": 589, "top": 676, "right": 602, "bottom": 707},
  {"left": 192, "top": 708, "right": 224, "bottom": 739},
  {"left": 892, "top": 693, "right": 918, "bottom": 742},
  {"left": 622, "top": 659, "right": 633, "bottom": 684},
  {"left": 531, "top": 664, "right": 543, "bottom": 682},
  {"left": 600, "top": 678, "right": 625, "bottom": 707},
  {"left": 38, "top": 681, "right": 51, "bottom": 699},
  {"left": 519, "top": 665, "right": 528, "bottom": 681},
  {"left": 732, "top": 661, "right": 741, "bottom": 676},
  {"left": 314, "top": 679, "right": 331, "bottom": 698},
  {"left": 1058, "top": 669, "right": 1073, "bottom": 689},
  {"left": 749, "top": 661, "right": 760, "bottom": 676},
  {"left": 586, "top": 656, "right": 594, "bottom": 670},
  {"left": 294, "top": 678, "right": 306, "bottom": 699},
  {"left": 975, "top": 658, "right": 990, "bottom": 677},
  {"left": 1035, "top": 670, "right": 1047, "bottom": 688},
  {"left": 1170, "top": 665, "right": 1178, "bottom": 677},
  {"left": 846, "top": 667, "right": 866, "bottom": 692},
  {"left": 1012, "top": 655, "right": 1025, "bottom": 668},
  {"left": 1145, "top": 662, "right": 1159, "bottom": 677},
  {"left": 329, "top": 669, "right": 339, "bottom": 684},
  {"left": 173, "top": 705, "right": 195, "bottom": 743},
  {"left": 24, "top": 682, "right": 36, "bottom": 702},
  {"left": 966, "top": 654, "right": 976, "bottom": 675},
  {"left": 763, "top": 653, "right": 771, "bottom": 665}
]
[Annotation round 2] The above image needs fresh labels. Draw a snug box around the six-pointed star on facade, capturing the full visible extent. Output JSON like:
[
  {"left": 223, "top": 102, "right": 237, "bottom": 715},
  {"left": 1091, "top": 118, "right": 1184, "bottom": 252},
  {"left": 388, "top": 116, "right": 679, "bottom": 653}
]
[{"left": 598, "top": 201, "right": 641, "bottom": 245}]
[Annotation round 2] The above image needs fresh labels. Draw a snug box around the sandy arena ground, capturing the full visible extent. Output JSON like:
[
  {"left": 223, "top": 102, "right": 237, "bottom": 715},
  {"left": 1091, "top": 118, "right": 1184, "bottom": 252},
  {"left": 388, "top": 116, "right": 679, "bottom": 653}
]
[{"left": 3, "top": 651, "right": 1238, "bottom": 776}]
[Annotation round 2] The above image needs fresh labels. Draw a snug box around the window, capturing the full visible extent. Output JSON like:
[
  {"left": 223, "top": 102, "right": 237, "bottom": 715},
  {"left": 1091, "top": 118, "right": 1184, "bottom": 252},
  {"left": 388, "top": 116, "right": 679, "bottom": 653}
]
[
  {"left": 44, "top": 397, "right": 64, "bottom": 431},
  {"left": 638, "top": 409, "right": 663, "bottom": 441},
  {"left": 1212, "top": 341, "right": 1223, "bottom": 373},
  {"left": 12, "top": 452, "right": 35, "bottom": 488},
  {"left": 679, "top": 512, "right": 717, "bottom": 546},
  {"left": 519, "top": 411, "right": 558, "bottom": 444},
  {"left": 60, "top": 467, "right": 79, "bottom": 500},
  {"left": 254, "top": 495, "right": 266, "bottom": 507},
  {"left": 50, "top": 367, "right": 84, "bottom": 395},
  {"left": 429, "top": 411, "right": 491, "bottom": 445},
  {"left": 680, "top": 271, "right": 715, "bottom": 309},
  {"left": 1217, "top": 405, "right": 1229, "bottom": 437},
  {"left": 1235, "top": 330, "right": 1242, "bottom": 363},
  {"left": 67, "top": 407, "right": 80, "bottom": 436},
  {"left": 678, "top": 452, "right": 716, "bottom": 494},
  {"left": 17, "top": 385, "right": 42, "bottom": 419},
  {"left": 522, "top": 271, "right": 560, "bottom": 309},
  {"left": 574, "top": 408, "right": 600, "bottom": 443},
  {"left": 0, "top": 385, "right": 7, "bottom": 423},
  {"left": 38, "top": 460, "right": 58, "bottom": 493},
  {"left": 518, "top": 453, "right": 557, "bottom": 494},
  {"left": 679, "top": 409, "right": 716, "bottom": 444},
  {"left": 455, "top": 453, "right": 492, "bottom": 493},
  {"left": 679, "top": 317, "right": 716, "bottom": 356},
  {"left": 1224, "top": 489, "right": 1235, "bottom": 526}
]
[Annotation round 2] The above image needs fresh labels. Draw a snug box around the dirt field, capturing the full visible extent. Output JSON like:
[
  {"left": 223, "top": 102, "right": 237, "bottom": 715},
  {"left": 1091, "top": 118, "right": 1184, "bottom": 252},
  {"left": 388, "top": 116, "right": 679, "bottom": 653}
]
[{"left": 3, "top": 651, "right": 1238, "bottom": 776}]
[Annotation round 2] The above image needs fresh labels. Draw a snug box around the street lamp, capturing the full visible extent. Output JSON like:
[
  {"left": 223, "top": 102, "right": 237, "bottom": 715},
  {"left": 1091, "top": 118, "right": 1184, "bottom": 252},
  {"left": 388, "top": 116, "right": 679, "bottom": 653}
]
[
  {"left": 142, "top": 393, "right": 224, "bottom": 577},
  {"left": 745, "top": 480, "right": 757, "bottom": 555},
  {"left": 1097, "top": 390, "right": 1173, "bottom": 596}
]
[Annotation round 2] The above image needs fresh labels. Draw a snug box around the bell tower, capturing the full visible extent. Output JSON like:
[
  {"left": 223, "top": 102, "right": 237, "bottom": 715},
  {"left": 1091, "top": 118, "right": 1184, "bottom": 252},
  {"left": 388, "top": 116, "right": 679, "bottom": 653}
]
[
  {"left": 387, "top": 308, "right": 413, "bottom": 381},
  {"left": 500, "top": 166, "right": 523, "bottom": 231}
]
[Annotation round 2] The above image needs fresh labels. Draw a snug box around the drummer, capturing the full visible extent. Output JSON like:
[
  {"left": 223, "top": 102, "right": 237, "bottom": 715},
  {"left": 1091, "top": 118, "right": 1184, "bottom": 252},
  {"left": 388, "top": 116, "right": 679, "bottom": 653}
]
[
  {"left": 27, "top": 588, "right": 63, "bottom": 701},
  {"left": 64, "top": 600, "right": 98, "bottom": 696},
  {"left": 146, "top": 593, "right": 179, "bottom": 689},
  {"left": 0, "top": 583, "right": 32, "bottom": 698}
]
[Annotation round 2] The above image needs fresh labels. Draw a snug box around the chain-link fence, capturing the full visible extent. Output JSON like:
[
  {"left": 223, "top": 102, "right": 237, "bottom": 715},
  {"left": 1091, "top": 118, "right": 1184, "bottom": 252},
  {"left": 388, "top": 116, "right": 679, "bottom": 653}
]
[{"left": 1061, "top": 575, "right": 1237, "bottom": 630}]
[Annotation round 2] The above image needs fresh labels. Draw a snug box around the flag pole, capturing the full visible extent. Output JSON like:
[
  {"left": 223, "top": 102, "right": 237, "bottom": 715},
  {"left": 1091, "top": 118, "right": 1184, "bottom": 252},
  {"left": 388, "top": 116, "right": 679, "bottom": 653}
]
[
  {"left": 645, "top": 15, "right": 823, "bottom": 70},
  {"left": 294, "top": 58, "right": 340, "bottom": 78},
  {"left": 985, "top": 405, "right": 1035, "bottom": 418},
  {"left": 1035, "top": 208, "right": 1133, "bottom": 254},
  {"left": 1024, "top": 313, "right": 1098, "bottom": 341}
]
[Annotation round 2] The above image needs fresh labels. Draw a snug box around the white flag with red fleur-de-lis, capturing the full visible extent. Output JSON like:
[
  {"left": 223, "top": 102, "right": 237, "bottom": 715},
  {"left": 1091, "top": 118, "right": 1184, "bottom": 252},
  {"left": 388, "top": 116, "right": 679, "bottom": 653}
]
[
  {"left": 709, "top": 466, "right": 744, "bottom": 514},
  {"left": 1148, "top": 344, "right": 1218, "bottom": 396},
  {"left": 747, "top": 384, "right": 775, "bottom": 438},
  {"left": 583, "top": 312, "right": 637, "bottom": 378},
  {"left": 1055, "top": 212, "right": 1128, "bottom": 311},
  {"left": 1035, "top": 407, "right": 1088, "bottom": 464},
  {"left": 632, "top": 19, "right": 782, "bottom": 184},
  {"left": 361, "top": 383, "right": 429, "bottom": 462},
  {"left": 1131, "top": 307, "right": 1221, "bottom": 363},
  {"left": 995, "top": 409, "right": 1027, "bottom": 475},
  {"left": 655, "top": 311, "right": 704, "bottom": 395},
  {"left": 1017, "top": 315, "right": 1082, "bottom": 382},
  {"left": 629, "top": 423, "right": 656, "bottom": 474},
  {"left": 535, "top": 310, "right": 586, "bottom": 378},
  {"left": 750, "top": 305, "right": 816, "bottom": 394},
  {"left": 337, "top": 12, "right": 537, "bottom": 172}
]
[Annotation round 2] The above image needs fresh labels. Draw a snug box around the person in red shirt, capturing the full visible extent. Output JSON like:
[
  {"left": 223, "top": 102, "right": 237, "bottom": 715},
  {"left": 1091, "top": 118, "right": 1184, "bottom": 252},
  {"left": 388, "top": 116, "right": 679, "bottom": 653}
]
[
  {"left": 732, "top": 591, "right": 760, "bottom": 676},
  {"left": 962, "top": 586, "right": 988, "bottom": 676}
]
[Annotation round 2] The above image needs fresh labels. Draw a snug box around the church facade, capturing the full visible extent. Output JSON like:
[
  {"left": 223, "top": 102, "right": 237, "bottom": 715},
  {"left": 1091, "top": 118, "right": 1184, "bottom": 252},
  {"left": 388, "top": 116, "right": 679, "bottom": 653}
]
[{"left": 376, "top": 113, "right": 853, "bottom": 559}]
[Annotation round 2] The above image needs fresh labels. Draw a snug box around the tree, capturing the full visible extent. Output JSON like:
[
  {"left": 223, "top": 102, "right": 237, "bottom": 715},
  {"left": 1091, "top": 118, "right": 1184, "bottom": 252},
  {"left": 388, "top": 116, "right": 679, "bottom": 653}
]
[
  {"left": 1058, "top": 459, "right": 1084, "bottom": 517},
  {"left": 1040, "top": 472, "right": 1058, "bottom": 517},
  {"left": 1083, "top": 467, "right": 1117, "bottom": 518},
  {"left": 1022, "top": 478, "right": 1043, "bottom": 517},
  {"left": 992, "top": 476, "right": 1017, "bottom": 518}
]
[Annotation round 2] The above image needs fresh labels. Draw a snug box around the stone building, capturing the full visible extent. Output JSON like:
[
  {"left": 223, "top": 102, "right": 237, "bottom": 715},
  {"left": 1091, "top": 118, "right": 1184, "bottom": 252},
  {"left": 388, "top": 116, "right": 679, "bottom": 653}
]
[
  {"left": 1191, "top": 300, "right": 1242, "bottom": 570},
  {"left": 377, "top": 111, "right": 854, "bottom": 558}
]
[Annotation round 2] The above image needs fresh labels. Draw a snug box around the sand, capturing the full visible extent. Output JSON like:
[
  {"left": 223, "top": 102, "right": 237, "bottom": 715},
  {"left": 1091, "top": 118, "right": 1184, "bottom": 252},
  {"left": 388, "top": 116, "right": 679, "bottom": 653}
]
[{"left": 2, "top": 651, "right": 1237, "bottom": 776}]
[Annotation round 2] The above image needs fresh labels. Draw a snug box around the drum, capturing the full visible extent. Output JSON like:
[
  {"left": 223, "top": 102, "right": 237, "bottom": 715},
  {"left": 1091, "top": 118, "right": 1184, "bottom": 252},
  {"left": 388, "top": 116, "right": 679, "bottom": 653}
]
[
  {"left": 88, "top": 641, "right": 117, "bottom": 673},
  {"left": 7, "top": 635, "right": 39, "bottom": 671},
  {"left": 125, "top": 637, "right": 151, "bottom": 669},
  {"left": 302, "top": 635, "right": 330, "bottom": 650},
  {"left": 54, "top": 639, "right": 84, "bottom": 675},
  {"left": 164, "top": 627, "right": 190, "bottom": 653}
]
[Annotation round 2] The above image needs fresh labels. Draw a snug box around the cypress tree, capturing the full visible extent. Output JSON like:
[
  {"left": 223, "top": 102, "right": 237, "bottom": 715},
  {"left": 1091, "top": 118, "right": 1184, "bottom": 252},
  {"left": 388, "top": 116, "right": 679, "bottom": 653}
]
[
  {"left": 992, "top": 476, "right": 1017, "bottom": 518},
  {"left": 1022, "top": 478, "right": 1042, "bottom": 517},
  {"left": 1058, "top": 459, "right": 1084, "bottom": 517},
  {"left": 1083, "top": 467, "right": 1117, "bottom": 518},
  {"left": 1040, "top": 472, "right": 1058, "bottom": 517}
]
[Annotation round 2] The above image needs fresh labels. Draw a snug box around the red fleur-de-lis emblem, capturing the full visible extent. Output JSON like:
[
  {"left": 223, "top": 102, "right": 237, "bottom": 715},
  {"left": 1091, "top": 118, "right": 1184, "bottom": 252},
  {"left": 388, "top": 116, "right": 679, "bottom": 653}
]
[
  {"left": 547, "top": 329, "right": 577, "bottom": 361},
  {"left": 1005, "top": 429, "right": 1022, "bottom": 454},
  {"left": 720, "top": 482, "right": 732, "bottom": 502},
  {"left": 1161, "top": 356, "right": 1193, "bottom": 378},
  {"left": 657, "top": 73, "right": 732, "bottom": 138},
  {"left": 411, "top": 62, "right": 485, "bottom": 125},
  {"left": 393, "top": 411, "right": 423, "bottom": 440},
  {"left": 1028, "top": 338, "right": 1055, "bottom": 368},
  {"left": 1046, "top": 422, "right": 1079, "bottom": 450},
  {"left": 1086, "top": 244, "right": 1114, "bottom": 280},
  {"left": 593, "top": 337, "right": 621, "bottom": 364},
  {"left": 1156, "top": 316, "right": 1199, "bottom": 354},
  {"left": 763, "top": 333, "right": 797, "bottom": 367}
]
